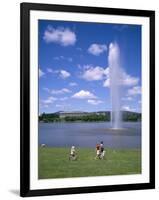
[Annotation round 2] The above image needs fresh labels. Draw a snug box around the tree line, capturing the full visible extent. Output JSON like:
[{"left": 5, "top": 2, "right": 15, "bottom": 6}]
[{"left": 39, "top": 111, "right": 141, "bottom": 123}]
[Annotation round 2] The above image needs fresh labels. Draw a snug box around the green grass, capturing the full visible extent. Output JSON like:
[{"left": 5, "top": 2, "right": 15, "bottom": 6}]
[{"left": 38, "top": 147, "right": 141, "bottom": 179}]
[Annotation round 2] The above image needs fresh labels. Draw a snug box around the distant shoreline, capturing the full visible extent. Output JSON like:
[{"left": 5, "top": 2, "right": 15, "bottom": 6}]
[
  {"left": 39, "top": 120, "right": 141, "bottom": 123},
  {"left": 39, "top": 111, "right": 141, "bottom": 123}
]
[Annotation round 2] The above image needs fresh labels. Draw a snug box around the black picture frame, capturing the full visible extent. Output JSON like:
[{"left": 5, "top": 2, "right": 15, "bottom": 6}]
[{"left": 20, "top": 2, "right": 155, "bottom": 197}]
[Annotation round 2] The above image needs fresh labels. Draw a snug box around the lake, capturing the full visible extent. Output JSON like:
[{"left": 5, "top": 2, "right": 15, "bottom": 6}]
[{"left": 39, "top": 122, "right": 141, "bottom": 149}]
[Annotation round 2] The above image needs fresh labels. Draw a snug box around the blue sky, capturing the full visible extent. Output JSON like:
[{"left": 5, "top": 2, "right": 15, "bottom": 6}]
[{"left": 38, "top": 20, "right": 141, "bottom": 114}]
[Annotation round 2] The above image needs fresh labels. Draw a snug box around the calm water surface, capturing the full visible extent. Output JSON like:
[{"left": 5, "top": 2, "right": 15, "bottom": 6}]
[{"left": 39, "top": 122, "right": 141, "bottom": 149}]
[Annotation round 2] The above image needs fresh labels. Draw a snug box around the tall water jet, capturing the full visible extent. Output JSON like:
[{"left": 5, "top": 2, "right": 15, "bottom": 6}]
[{"left": 108, "top": 42, "right": 122, "bottom": 129}]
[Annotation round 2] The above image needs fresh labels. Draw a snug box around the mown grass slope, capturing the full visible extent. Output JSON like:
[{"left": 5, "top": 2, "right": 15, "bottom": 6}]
[{"left": 39, "top": 147, "right": 141, "bottom": 179}]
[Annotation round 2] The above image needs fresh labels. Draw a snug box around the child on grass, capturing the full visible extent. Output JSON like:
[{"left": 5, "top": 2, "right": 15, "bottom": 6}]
[
  {"left": 69, "top": 146, "right": 77, "bottom": 160},
  {"left": 95, "top": 143, "right": 100, "bottom": 159},
  {"left": 100, "top": 141, "right": 105, "bottom": 159}
]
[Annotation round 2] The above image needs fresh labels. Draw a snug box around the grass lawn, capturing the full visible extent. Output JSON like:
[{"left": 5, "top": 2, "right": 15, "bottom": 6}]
[{"left": 38, "top": 147, "right": 141, "bottom": 179}]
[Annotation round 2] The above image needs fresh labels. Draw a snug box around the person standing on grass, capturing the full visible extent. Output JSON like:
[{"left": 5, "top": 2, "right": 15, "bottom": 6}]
[
  {"left": 100, "top": 141, "right": 105, "bottom": 159},
  {"left": 100, "top": 141, "right": 104, "bottom": 153},
  {"left": 69, "top": 146, "right": 77, "bottom": 160},
  {"left": 95, "top": 143, "right": 100, "bottom": 159}
]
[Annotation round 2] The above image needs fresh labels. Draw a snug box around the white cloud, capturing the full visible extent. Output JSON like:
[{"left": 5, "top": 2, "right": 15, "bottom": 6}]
[
  {"left": 55, "top": 104, "right": 64, "bottom": 108},
  {"left": 59, "top": 70, "right": 70, "bottom": 79},
  {"left": 77, "top": 64, "right": 82, "bottom": 69},
  {"left": 81, "top": 65, "right": 138, "bottom": 87},
  {"left": 43, "top": 87, "right": 71, "bottom": 95},
  {"left": 59, "top": 97, "right": 68, "bottom": 101},
  {"left": 51, "top": 88, "right": 71, "bottom": 95},
  {"left": 43, "top": 87, "right": 50, "bottom": 93},
  {"left": 47, "top": 68, "right": 71, "bottom": 79},
  {"left": 39, "top": 69, "right": 45, "bottom": 78},
  {"left": 39, "top": 103, "right": 49, "bottom": 109},
  {"left": 121, "top": 72, "right": 139, "bottom": 86},
  {"left": 43, "top": 104, "right": 49, "bottom": 108},
  {"left": 68, "top": 57, "right": 73, "bottom": 62},
  {"left": 72, "top": 90, "right": 97, "bottom": 99},
  {"left": 122, "top": 97, "right": 133, "bottom": 101},
  {"left": 103, "top": 79, "right": 110, "bottom": 87},
  {"left": 69, "top": 82, "right": 78, "bottom": 87},
  {"left": 103, "top": 67, "right": 139, "bottom": 87},
  {"left": 41, "top": 96, "right": 57, "bottom": 104},
  {"left": 122, "top": 106, "right": 135, "bottom": 112},
  {"left": 55, "top": 103, "right": 71, "bottom": 110},
  {"left": 87, "top": 99, "right": 103, "bottom": 105},
  {"left": 128, "top": 86, "right": 141, "bottom": 96},
  {"left": 47, "top": 68, "right": 54, "bottom": 73},
  {"left": 53, "top": 56, "right": 73, "bottom": 62},
  {"left": 81, "top": 65, "right": 107, "bottom": 81},
  {"left": 53, "top": 56, "right": 60, "bottom": 60},
  {"left": 43, "top": 26, "right": 76, "bottom": 46},
  {"left": 104, "top": 67, "right": 109, "bottom": 76},
  {"left": 88, "top": 43, "right": 107, "bottom": 56}
]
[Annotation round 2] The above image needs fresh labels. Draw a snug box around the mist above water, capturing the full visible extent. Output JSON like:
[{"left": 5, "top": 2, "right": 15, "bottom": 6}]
[{"left": 108, "top": 42, "right": 122, "bottom": 129}]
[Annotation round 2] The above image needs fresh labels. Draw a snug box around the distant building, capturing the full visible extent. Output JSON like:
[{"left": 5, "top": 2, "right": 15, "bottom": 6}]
[{"left": 56, "top": 111, "right": 106, "bottom": 118}]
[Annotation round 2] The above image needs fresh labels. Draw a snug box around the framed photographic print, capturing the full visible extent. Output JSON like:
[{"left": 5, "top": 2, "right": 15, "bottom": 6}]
[{"left": 20, "top": 2, "right": 155, "bottom": 197}]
